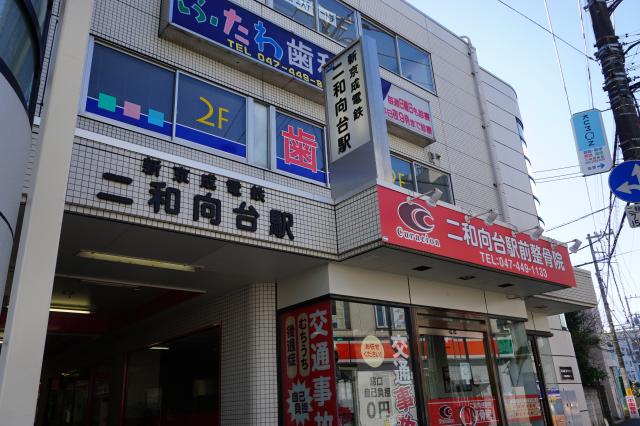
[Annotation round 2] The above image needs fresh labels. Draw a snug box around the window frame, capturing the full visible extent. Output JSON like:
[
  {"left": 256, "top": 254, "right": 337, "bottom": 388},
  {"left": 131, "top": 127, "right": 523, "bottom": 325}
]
[
  {"left": 80, "top": 39, "right": 331, "bottom": 189},
  {"left": 374, "top": 305, "right": 389, "bottom": 329},
  {"left": 0, "top": 0, "right": 50, "bottom": 119},
  {"left": 80, "top": 39, "right": 177, "bottom": 142},
  {"left": 361, "top": 17, "right": 401, "bottom": 75},
  {"left": 390, "top": 152, "right": 454, "bottom": 204},
  {"left": 396, "top": 35, "right": 436, "bottom": 93},
  {"left": 173, "top": 70, "right": 250, "bottom": 163}
]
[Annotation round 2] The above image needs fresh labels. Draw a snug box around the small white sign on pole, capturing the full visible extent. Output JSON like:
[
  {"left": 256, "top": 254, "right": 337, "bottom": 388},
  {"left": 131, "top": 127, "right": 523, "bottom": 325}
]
[
  {"left": 626, "top": 204, "right": 640, "bottom": 229},
  {"left": 570, "top": 109, "right": 613, "bottom": 176}
]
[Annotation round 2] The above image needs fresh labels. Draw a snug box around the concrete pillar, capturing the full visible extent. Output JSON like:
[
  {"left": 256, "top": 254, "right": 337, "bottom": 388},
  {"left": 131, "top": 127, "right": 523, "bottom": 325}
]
[{"left": 0, "top": 1, "right": 94, "bottom": 424}]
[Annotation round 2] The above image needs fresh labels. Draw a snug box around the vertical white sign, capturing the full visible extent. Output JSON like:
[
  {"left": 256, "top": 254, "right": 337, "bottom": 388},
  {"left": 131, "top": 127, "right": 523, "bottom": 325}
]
[
  {"left": 570, "top": 109, "right": 613, "bottom": 176},
  {"left": 324, "top": 41, "right": 371, "bottom": 162}
]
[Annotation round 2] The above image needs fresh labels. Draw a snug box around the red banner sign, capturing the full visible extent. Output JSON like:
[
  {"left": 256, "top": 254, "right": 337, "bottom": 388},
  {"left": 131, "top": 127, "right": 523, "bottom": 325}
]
[
  {"left": 428, "top": 397, "right": 498, "bottom": 426},
  {"left": 377, "top": 185, "right": 576, "bottom": 287},
  {"left": 280, "top": 299, "right": 338, "bottom": 425}
]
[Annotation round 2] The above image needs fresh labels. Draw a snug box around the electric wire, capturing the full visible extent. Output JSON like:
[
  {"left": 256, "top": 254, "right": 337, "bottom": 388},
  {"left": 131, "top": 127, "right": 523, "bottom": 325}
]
[
  {"left": 577, "top": 0, "right": 595, "bottom": 109},
  {"left": 494, "top": 0, "right": 596, "bottom": 61},
  {"left": 532, "top": 164, "right": 581, "bottom": 173},
  {"left": 545, "top": 206, "right": 608, "bottom": 231},
  {"left": 542, "top": 0, "right": 573, "bottom": 115}
]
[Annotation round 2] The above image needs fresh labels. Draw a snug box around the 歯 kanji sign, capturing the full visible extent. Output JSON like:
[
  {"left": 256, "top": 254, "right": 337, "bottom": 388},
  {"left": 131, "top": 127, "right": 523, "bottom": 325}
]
[
  {"left": 280, "top": 299, "right": 338, "bottom": 426},
  {"left": 377, "top": 185, "right": 576, "bottom": 287},
  {"left": 166, "top": 0, "right": 332, "bottom": 90}
]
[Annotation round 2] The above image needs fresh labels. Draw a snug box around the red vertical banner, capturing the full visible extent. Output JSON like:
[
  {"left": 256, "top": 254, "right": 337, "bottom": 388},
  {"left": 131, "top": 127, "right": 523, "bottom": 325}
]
[{"left": 281, "top": 299, "right": 338, "bottom": 425}]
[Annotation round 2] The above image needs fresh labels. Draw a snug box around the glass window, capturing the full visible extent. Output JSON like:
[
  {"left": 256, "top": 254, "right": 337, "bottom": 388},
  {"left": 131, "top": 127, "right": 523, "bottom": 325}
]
[
  {"left": 332, "top": 300, "right": 351, "bottom": 330},
  {"left": 175, "top": 73, "right": 247, "bottom": 158},
  {"left": 535, "top": 337, "right": 566, "bottom": 424},
  {"left": 415, "top": 163, "right": 453, "bottom": 203},
  {"left": 275, "top": 112, "right": 327, "bottom": 184},
  {"left": 317, "top": 0, "right": 357, "bottom": 45},
  {"left": 491, "top": 319, "right": 545, "bottom": 426},
  {"left": 86, "top": 44, "right": 175, "bottom": 136},
  {"left": 398, "top": 38, "right": 434, "bottom": 92},
  {"left": 516, "top": 118, "right": 526, "bottom": 141},
  {"left": 374, "top": 305, "right": 388, "bottom": 328},
  {"left": 391, "top": 155, "right": 414, "bottom": 191},
  {"left": 29, "top": 0, "right": 48, "bottom": 30},
  {"left": 273, "top": 0, "right": 316, "bottom": 29},
  {"left": 0, "top": 0, "right": 38, "bottom": 103},
  {"left": 420, "top": 330, "right": 499, "bottom": 425},
  {"left": 123, "top": 327, "right": 220, "bottom": 426},
  {"left": 332, "top": 301, "right": 418, "bottom": 425},
  {"left": 251, "top": 102, "right": 270, "bottom": 168},
  {"left": 361, "top": 19, "right": 399, "bottom": 73}
]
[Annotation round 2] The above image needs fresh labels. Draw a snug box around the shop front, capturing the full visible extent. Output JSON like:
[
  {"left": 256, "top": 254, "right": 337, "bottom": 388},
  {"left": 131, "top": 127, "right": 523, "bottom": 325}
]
[{"left": 280, "top": 296, "right": 554, "bottom": 426}]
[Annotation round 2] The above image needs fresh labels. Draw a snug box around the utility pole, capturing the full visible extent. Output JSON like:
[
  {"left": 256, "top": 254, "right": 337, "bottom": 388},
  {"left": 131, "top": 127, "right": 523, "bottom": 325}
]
[
  {"left": 587, "top": 233, "right": 631, "bottom": 415},
  {"left": 587, "top": 0, "right": 640, "bottom": 160}
]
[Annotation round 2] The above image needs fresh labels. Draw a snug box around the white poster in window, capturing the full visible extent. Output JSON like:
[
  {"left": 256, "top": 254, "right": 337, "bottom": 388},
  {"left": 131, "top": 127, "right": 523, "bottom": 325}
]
[
  {"left": 318, "top": 6, "right": 337, "bottom": 26},
  {"left": 356, "top": 371, "right": 394, "bottom": 426},
  {"left": 392, "top": 308, "right": 406, "bottom": 330},
  {"left": 284, "top": 0, "right": 314, "bottom": 15},
  {"left": 324, "top": 41, "right": 372, "bottom": 161},
  {"left": 381, "top": 79, "right": 435, "bottom": 141}
]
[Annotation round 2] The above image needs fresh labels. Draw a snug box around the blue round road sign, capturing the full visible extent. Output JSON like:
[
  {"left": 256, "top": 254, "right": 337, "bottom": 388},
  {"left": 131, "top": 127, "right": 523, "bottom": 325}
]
[{"left": 609, "top": 160, "right": 640, "bottom": 203}]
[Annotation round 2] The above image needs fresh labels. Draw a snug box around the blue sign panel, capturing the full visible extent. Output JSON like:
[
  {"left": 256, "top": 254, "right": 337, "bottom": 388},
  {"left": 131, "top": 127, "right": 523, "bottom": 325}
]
[
  {"left": 570, "top": 109, "right": 612, "bottom": 176},
  {"left": 275, "top": 112, "right": 327, "bottom": 184},
  {"left": 175, "top": 74, "right": 247, "bottom": 158},
  {"left": 169, "top": 0, "right": 332, "bottom": 90},
  {"left": 609, "top": 160, "right": 640, "bottom": 203}
]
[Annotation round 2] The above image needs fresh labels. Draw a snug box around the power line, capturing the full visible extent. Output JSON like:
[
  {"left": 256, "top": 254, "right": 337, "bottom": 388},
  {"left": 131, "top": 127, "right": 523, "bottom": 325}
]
[
  {"left": 533, "top": 164, "right": 581, "bottom": 173},
  {"left": 542, "top": 0, "right": 573, "bottom": 115},
  {"left": 577, "top": 0, "right": 595, "bottom": 109},
  {"left": 546, "top": 206, "right": 608, "bottom": 231},
  {"left": 494, "top": 0, "right": 596, "bottom": 61}
]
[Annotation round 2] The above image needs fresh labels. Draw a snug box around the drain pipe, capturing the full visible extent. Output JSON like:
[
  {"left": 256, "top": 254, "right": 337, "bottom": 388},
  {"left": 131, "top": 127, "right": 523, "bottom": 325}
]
[{"left": 461, "top": 36, "right": 512, "bottom": 224}]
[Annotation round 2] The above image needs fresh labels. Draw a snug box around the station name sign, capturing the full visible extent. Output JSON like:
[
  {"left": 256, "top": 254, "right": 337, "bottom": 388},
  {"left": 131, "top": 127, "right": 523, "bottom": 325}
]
[{"left": 377, "top": 185, "right": 576, "bottom": 287}]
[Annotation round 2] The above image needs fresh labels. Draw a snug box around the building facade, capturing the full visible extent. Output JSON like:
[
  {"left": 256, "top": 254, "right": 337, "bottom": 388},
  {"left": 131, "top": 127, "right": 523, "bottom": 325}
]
[{"left": 0, "top": 0, "right": 599, "bottom": 425}]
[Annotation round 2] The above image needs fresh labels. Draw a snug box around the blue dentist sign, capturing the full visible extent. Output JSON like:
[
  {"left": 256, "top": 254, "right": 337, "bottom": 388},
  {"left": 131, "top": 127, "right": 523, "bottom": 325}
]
[
  {"left": 163, "top": 0, "right": 332, "bottom": 90},
  {"left": 609, "top": 160, "right": 640, "bottom": 203}
]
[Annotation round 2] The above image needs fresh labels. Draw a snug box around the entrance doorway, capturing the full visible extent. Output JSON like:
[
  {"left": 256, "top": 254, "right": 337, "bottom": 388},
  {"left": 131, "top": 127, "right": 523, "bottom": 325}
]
[{"left": 417, "top": 314, "right": 500, "bottom": 426}]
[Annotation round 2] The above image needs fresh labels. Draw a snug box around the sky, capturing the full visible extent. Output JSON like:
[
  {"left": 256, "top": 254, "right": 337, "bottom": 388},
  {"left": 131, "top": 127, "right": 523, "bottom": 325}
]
[{"left": 407, "top": 0, "right": 640, "bottom": 329}]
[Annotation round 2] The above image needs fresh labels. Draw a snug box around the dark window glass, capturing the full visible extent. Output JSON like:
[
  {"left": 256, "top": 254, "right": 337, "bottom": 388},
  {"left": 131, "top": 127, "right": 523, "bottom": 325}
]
[
  {"left": 398, "top": 38, "right": 434, "bottom": 92},
  {"left": 273, "top": 0, "right": 316, "bottom": 29},
  {"left": 391, "top": 155, "right": 414, "bottom": 191},
  {"left": 318, "top": 0, "right": 357, "bottom": 45},
  {"left": 374, "top": 305, "right": 388, "bottom": 328},
  {"left": 86, "top": 44, "right": 175, "bottom": 136},
  {"left": 275, "top": 112, "right": 326, "bottom": 184},
  {"left": 123, "top": 327, "right": 220, "bottom": 426},
  {"left": 516, "top": 118, "right": 526, "bottom": 141},
  {"left": 0, "top": 0, "right": 37, "bottom": 103},
  {"left": 491, "top": 319, "right": 545, "bottom": 426},
  {"left": 415, "top": 163, "right": 453, "bottom": 203},
  {"left": 362, "top": 19, "right": 399, "bottom": 73},
  {"left": 333, "top": 301, "right": 418, "bottom": 425},
  {"left": 175, "top": 74, "right": 247, "bottom": 158},
  {"left": 29, "top": 0, "right": 48, "bottom": 30}
]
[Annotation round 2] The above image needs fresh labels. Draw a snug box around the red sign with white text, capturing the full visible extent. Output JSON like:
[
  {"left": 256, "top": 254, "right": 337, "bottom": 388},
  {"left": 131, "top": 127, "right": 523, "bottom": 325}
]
[
  {"left": 280, "top": 299, "right": 338, "bottom": 425},
  {"left": 377, "top": 185, "right": 576, "bottom": 287},
  {"left": 428, "top": 397, "right": 499, "bottom": 426}
]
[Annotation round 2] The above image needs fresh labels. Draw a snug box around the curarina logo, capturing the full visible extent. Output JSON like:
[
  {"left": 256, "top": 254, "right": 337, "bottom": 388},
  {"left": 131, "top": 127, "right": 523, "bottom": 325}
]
[
  {"left": 395, "top": 201, "right": 441, "bottom": 247},
  {"left": 439, "top": 405, "right": 453, "bottom": 420}
]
